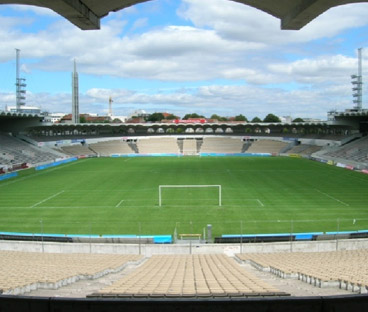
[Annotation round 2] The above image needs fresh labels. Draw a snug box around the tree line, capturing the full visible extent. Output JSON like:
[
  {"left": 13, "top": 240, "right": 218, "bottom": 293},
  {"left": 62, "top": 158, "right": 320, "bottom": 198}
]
[{"left": 145, "top": 112, "right": 304, "bottom": 123}]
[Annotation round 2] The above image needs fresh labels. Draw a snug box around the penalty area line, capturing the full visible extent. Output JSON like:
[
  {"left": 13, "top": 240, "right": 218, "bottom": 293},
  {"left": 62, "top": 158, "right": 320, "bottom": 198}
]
[
  {"left": 30, "top": 190, "right": 65, "bottom": 208},
  {"left": 116, "top": 200, "right": 124, "bottom": 208},
  {"left": 315, "top": 189, "right": 349, "bottom": 207},
  {"left": 256, "top": 199, "right": 264, "bottom": 207}
]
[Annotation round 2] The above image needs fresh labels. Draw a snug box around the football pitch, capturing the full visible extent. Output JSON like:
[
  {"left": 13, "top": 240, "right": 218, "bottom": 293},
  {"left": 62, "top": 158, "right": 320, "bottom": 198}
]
[{"left": 1, "top": 156, "right": 368, "bottom": 238}]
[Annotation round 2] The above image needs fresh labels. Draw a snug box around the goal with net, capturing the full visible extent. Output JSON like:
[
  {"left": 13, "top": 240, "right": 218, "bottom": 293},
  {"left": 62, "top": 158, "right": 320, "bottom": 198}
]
[{"left": 158, "top": 185, "right": 222, "bottom": 207}]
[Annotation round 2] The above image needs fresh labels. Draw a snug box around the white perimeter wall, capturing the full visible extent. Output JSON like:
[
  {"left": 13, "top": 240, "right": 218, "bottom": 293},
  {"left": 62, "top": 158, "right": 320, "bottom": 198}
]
[{"left": 1, "top": 238, "right": 368, "bottom": 257}]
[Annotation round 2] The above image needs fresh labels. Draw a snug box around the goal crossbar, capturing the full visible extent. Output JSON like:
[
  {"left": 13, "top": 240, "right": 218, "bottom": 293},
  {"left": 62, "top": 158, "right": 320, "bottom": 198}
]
[{"left": 159, "top": 185, "right": 222, "bottom": 207}]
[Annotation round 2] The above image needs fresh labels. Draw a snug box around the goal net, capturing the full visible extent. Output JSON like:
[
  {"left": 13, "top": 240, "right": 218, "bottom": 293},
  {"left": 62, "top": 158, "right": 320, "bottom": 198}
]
[{"left": 158, "top": 185, "right": 222, "bottom": 207}]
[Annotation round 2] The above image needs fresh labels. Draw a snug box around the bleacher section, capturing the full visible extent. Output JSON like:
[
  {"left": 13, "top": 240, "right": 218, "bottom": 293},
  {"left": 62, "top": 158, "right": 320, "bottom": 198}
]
[
  {"left": 287, "top": 144, "right": 322, "bottom": 156},
  {"left": 237, "top": 249, "right": 368, "bottom": 294},
  {"left": 59, "top": 144, "right": 96, "bottom": 157},
  {"left": 0, "top": 251, "right": 143, "bottom": 295},
  {"left": 201, "top": 137, "right": 244, "bottom": 153},
  {"left": 323, "top": 136, "right": 368, "bottom": 164},
  {"left": 95, "top": 254, "right": 285, "bottom": 298},
  {"left": 136, "top": 138, "right": 179, "bottom": 154},
  {"left": 88, "top": 140, "right": 134, "bottom": 156},
  {"left": 246, "top": 140, "right": 288, "bottom": 154},
  {"left": 182, "top": 138, "right": 198, "bottom": 155},
  {"left": 0, "top": 133, "right": 57, "bottom": 166}
]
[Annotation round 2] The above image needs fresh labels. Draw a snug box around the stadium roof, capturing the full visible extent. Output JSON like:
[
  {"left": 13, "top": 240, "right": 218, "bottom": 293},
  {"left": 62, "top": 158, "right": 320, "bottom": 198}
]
[{"left": 1, "top": 0, "right": 367, "bottom": 30}]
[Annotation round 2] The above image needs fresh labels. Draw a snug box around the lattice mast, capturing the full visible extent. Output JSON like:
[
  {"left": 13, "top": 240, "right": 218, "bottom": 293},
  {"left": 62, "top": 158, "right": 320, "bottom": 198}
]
[
  {"left": 72, "top": 59, "right": 80, "bottom": 123},
  {"left": 15, "top": 49, "right": 26, "bottom": 112},
  {"left": 352, "top": 48, "right": 363, "bottom": 111},
  {"left": 108, "top": 96, "right": 113, "bottom": 117}
]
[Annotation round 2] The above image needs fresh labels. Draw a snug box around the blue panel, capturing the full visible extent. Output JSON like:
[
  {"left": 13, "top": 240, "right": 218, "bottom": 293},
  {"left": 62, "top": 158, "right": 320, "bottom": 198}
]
[
  {"left": 153, "top": 235, "right": 172, "bottom": 244},
  {"left": 0, "top": 231, "right": 170, "bottom": 244},
  {"left": 102, "top": 235, "right": 137, "bottom": 238},
  {"left": 326, "top": 231, "right": 356, "bottom": 235},
  {"left": 35, "top": 157, "right": 78, "bottom": 171},
  {"left": 67, "top": 234, "right": 100, "bottom": 238},
  {"left": 295, "top": 234, "right": 313, "bottom": 240},
  {"left": 200, "top": 153, "right": 271, "bottom": 157},
  {"left": 117, "top": 154, "right": 181, "bottom": 158},
  {"left": 0, "top": 172, "right": 18, "bottom": 181},
  {"left": 223, "top": 233, "right": 290, "bottom": 238},
  {"left": 223, "top": 232, "right": 323, "bottom": 238}
]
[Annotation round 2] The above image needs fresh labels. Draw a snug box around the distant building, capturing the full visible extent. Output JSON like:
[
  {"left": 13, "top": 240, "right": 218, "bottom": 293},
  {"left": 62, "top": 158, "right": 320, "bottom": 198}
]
[
  {"left": 280, "top": 116, "right": 292, "bottom": 123},
  {"left": 111, "top": 116, "right": 127, "bottom": 123},
  {"left": 59, "top": 114, "right": 111, "bottom": 124},
  {"left": 129, "top": 109, "right": 150, "bottom": 119},
  {"left": 126, "top": 116, "right": 146, "bottom": 123},
  {"left": 43, "top": 112, "right": 66, "bottom": 124},
  {"left": 302, "top": 118, "right": 323, "bottom": 123},
  {"left": 5, "top": 105, "right": 42, "bottom": 115}
]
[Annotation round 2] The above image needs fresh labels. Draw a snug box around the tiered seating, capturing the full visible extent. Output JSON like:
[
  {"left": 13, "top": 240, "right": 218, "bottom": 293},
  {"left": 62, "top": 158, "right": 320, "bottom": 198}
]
[
  {"left": 137, "top": 138, "right": 179, "bottom": 154},
  {"left": 89, "top": 140, "right": 134, "bottom": 156},
  {"left": 96, "top": 254, "right": 285, "bottom": 298},
  {"left": 60, "top": 144, "right": 96, "bottom": 156},
  {"left": 200, "top": 137, "right": 244, "bottom": 153},
  {"left": 237, "top": 249, "right": 368, "bottom": 294},
  {"left": 324, "top": 136, "right": 368, "bottom": 163},
  {"left": 246, "top": 140, "right": 288, "bottom": 154},
  {"left": 182, "top": 139, "right": 197, "bottom": 155},
  {"left": 0, "top": 251, "right": 142, "bottom": 295},
  {"left": 0, "top": 133, "right": 56, "bottom": 165},
  {"left": 287, "top": 144, "right": 322, "bottom": 156}
]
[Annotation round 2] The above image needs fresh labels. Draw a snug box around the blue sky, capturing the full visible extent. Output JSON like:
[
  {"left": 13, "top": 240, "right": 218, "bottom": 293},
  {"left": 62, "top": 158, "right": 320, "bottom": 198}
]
[{"left": 1, "top": 0, "right": 368, "bottom": 119}]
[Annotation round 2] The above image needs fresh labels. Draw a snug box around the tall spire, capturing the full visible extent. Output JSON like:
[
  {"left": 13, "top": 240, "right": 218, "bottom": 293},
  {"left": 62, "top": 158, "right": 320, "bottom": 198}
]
[{"left": 72, "top": 59, "right": 79, "bottom": 123}]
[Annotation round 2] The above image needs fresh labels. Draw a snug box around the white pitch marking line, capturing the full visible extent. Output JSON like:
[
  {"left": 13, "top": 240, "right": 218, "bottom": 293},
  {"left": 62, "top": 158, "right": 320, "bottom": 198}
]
[
  {"left": 30, "top": 190, "right": 65, "bottom": 208},
  {"left": 116, "top": 200, "right": 124, "bottom": 208},
  {"left": 315, "top": 189, "right": 349, "bottom": 207},
  {"left": 256, "top": 199, "right": 265, "bottom": 207}
]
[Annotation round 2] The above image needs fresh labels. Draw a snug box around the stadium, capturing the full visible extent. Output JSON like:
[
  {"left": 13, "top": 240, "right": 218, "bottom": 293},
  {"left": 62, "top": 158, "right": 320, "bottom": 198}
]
[{"left": 1, "top": 1, "right": 368, "bottom": 312}]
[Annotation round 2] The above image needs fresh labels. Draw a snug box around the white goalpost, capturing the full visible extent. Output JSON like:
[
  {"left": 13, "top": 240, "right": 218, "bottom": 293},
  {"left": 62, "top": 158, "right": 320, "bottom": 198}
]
[{"left": 158, "top": 185, "right": 222, "bottom": 207}]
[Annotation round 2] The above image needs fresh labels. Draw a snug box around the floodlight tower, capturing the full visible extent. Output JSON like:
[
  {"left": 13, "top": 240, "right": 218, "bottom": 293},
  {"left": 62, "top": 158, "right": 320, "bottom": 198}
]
[
  {"left": 15, "top": 49, "right": 26, "bottom": 112},
  {"left": 108, "top": 96, "right": 113, "bottom": 117},
  {"left": 72, "top": 59, "right": 80, "bottom": 123},
  {"left": 351, "top": 48, "right": 363, "bottom": 111}
]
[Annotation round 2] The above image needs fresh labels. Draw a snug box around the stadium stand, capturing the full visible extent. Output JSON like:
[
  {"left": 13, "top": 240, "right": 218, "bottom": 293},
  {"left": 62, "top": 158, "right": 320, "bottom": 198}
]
[
  {"left": 182, "top": 138, "right": 198, "bottom": 155},
  {"left": 88, "top": 140, "right": 135, "bottom": 156},
  {"left": 59, "top": 144, "right": 96, "bottom": 157},
  {"left": 200, "top": 137, "right": 244, "bottom": 153},
  {"left": 323, "top": 136, "right": 368, "bottom": 164},
  {"left": 246, "top": 140, "right": 289, "bottom": 154},
  {"left": 0, "top": 251, "right": 143, "bottom": 295},
  {"left": 236, "top": 249, "right": 368, "bottom": 294},
  {"left": 136, "top": 138, "right": 179, "bottom": 154},
  {"left": 0, "top": 132, "right": 57, "bottom": 165},
  {"left": 287, "top": 144, "right": 322, "bottom": 156},
  {"left": 95, "top": 254, "right": 286, "bottom": 298}
]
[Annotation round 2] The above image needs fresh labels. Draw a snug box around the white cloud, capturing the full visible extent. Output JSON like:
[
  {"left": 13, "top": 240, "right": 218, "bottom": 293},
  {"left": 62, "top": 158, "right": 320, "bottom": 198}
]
[
  {"left": 131, "top": 18, "right": 148, "bottom": 31},
  {"left": 80, "top": 83, "right": 352, "bottom": 120},
  {"left": 8, "top": 4, "right": 59, "bottom": 17},
  {"left": 268, "top": 54, "right": 357, "bottom": 86},
  {"left": 179, "top": 0, "right": 368, "bottom": 45},
  {"left": 1, "top": 0, "right": 367, "bottom": 120}
]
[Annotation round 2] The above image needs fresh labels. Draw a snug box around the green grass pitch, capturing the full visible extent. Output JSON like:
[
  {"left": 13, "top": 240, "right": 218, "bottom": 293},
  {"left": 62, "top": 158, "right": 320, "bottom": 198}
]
[{"left": 1, "top": 156, "right": 368, "bottom": 238}]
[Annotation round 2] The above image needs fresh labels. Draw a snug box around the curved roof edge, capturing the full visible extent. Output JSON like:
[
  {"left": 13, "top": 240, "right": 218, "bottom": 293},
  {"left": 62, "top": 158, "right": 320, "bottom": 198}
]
[{"left": 1, "top": 0, "right": 367, "bottom": 30}]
